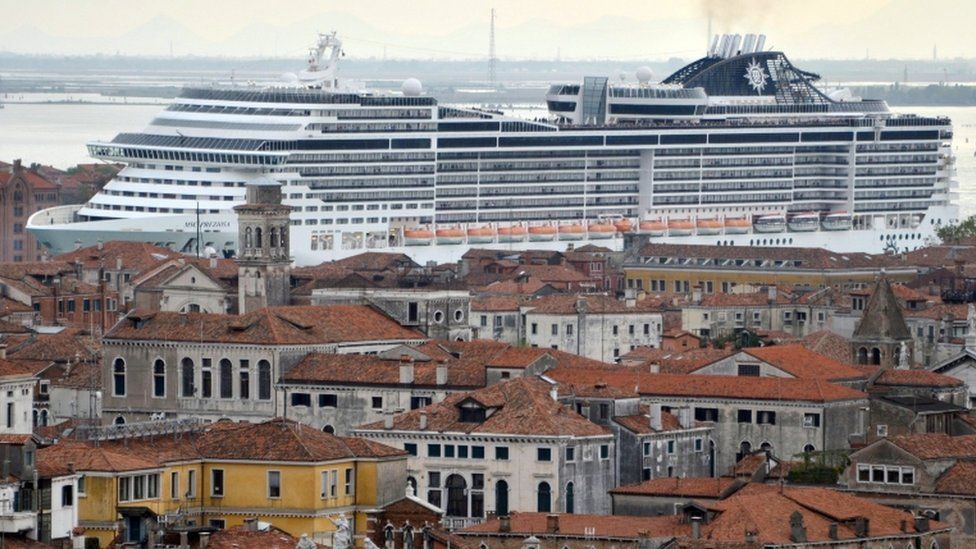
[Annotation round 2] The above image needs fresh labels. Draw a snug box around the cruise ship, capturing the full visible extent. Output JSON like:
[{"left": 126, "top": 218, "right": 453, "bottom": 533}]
[{"left": 28, "top": 32, "right": 959, "bottom": 265}]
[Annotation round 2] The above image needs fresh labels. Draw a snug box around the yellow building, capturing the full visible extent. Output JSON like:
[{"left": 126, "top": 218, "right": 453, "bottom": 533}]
[
  {"left": 37, "top": 419, "right": 408, "bottom": 548},
  {"left": 624, "top": 242, "right": 916, "bottom": 293}
]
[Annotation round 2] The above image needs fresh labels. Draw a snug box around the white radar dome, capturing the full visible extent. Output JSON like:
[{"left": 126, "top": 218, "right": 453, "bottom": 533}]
[
  {"left": 401, "top": 78, "right": 423, "bottom": 96},
  {"left": 636, "top": 66, "right": 653, "bottom": 84}
]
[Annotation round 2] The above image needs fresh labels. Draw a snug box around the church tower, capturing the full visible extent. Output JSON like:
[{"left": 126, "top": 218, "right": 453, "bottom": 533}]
[
  {"left": 851, "top": 274, "right": 913, "bottom": 368},
  {"left": 234, "top": 179, "right": 293, "bottom": 314}
]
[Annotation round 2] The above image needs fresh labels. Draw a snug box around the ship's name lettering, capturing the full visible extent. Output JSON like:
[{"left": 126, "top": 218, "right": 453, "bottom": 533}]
[{"left": 184, "top": 221, "right": 232, "bottom": 229}]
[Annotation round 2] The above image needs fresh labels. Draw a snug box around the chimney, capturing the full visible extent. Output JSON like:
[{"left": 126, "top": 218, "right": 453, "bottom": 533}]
[
  {"left": 744, "top": 530, "right": 757, "bottom": 544},
  {"left": 499, "top": 515, "right": 511, "bottom": 533},
  {"left": 96, "top": 239, "right": 104, "bottom": 251},
  {"left": 789, "top": 511, "right": 807, "bottom": 543},
  {"left": 549, "top": 387, "right": 558, "bottom": 402},
  {"left": 209, "top": 254, "right": 218, "bottom": 269},
  {"left": 649, "top": 362, "right": 660, "bottom": 374},
  {"left": 67, "top": 462, "right": 75, "bottom": 474},
  {"left": 383, "top": 411, "right": 394, "bottom": 430},
  {"left": 677, "top": 407, "right": 692, "bottom": 429},
  {"left": 625, "top": 288, "right": 636, "bottom": 308},
  {"left": 900, "top": 520, "right": 908, "bottom": 533},
  {"left": 244, "top": 517, "right": 259, "bottom": 532},
  {"left": 691, "top": 517, "right": 701, "bottom": 540},
  {"left": 74, "top": 240, "right": 83, "bottom": 251},
  {"left": 575, "top": 296, "right": 587, "bottom": 315},
  {"left": 768, "top": 285, "right": 778, "bottom": 303},
  {"left": 399, "top": 356, "right": 415, "bottom": 384},
  {"left": 546, "top": 514, "right": 559, "bottom": 534},
  {"left": 853, "top": 517, "right": 869, "bottom": 538},
  {"left": 828, "top": 523, "right": 838, "bottom": 540},
  {"left": 179, "top": 531, "right": 189, "bottom": 549},
  {"left": 419, "top": 411, "right": 428, "bottom": 431},
  {"left": 11, "top": 159, "right": 21, "bottom": 174},
  {"left": 199, "top": 531, "right": 210, "bottom": 549},
  {"left": 692, "top": 285, "right": 702, "bottom": 304},
  {"left": 178, "top": 311, "right": 189, "bottom": 325},
  {"left": 0, "top": 344, "right": 6, "bottom": 360},
  {"left": 649, "top": 403, "right": 663, "bottom": 431},
  {"left": 914, "top": 516, "right": 930, "bottom": 533},
  {"left": 115, "top": 257, "right": 123, "bottom": 271},
  {"left": 436, "top": 360, "right": 448, "bottom": 386}
]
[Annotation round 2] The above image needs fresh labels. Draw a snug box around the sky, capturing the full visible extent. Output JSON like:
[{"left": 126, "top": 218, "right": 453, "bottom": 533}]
[{"left": 0, "top": 0, "right": 973, "bottom": 60}]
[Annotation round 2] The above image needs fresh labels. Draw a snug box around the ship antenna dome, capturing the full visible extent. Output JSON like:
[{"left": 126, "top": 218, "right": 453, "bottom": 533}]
[
  {"left": 636, "top": 66, "right": 653, "bottom": 84},
  {"left": 401, "top": 78, "right": 423, "bottom": 96}
]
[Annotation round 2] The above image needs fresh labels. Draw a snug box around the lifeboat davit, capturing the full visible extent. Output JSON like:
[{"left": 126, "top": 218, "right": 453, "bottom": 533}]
[
  {"left": 637, "top": 219, "right": 667, "bottom": 237},
  {"left": 668, "top": 218, "right": 695, "bottom": 237},
  {"left": 497, "top": 224, "right": 527, "bottom": 243},
  {"left": 528, "top": 225, "right": 558, "bottom": 242},
  {"left": 754, "top": 214, "right": 787, "bottom": 233},
  {"left": 435, "top": 227, "right": 466, "bottom": 245},
  {"left": 588, "top": 222, "right": 616, "bottom": 239},
  {"left": 466, "top": 225, "right": 496, "bottom": 244},
  {"left": 403, "top": 228, "right": 434, "bottom": 246},
  {"left": 558, "top": 223, "right": 586, "bottom": 241},
  {"left": 724, "top": 217, "right": 751, "bottom": 234},
  {"left": 613, "top": 218, "right": 634, "bottom": 233},
  {"left": 696, "top": 218, "right": 723, "bottom": 236}
]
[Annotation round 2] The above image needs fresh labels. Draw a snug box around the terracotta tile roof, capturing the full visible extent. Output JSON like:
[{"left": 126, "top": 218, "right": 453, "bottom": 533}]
[
  {"left": 50, "top": 360, "right": 101, "bottom": 390},
  {"left": 632, "top": 242, "right": 899, "bottom": 271},
  {"left": 619, "top": 347, "right": 734, "bottom": 374},
  {"left": 901, "top": 245, "right": 976, "bottom": 268},
  {"left": 610, "top": 476, "right": 738, "bottom": 498},
  {"left": 195, "top": 419, "right": 405, "bottom": 462},
  {"left": 0, "top": 434, "right": 34, "bottom": 444},
  {"left": 36, "top": 441, "right": 159, "bottom": 477},
  {"left": 55, "top": 241, "right": 177, "bottom": 275},
  {"left": 459, "top": 512, "right": 687, "bottom": 539},
  {"left": 107, "top": 305, "right": 423, "bottom": 345},
  {"left": 858, "top": 367, "right": 966, "bottom": 388},
  {"left": 799, "top": 330, "right": 853, "bottom": 364},
  {"left": 358, "top": 376, "right": 610, "bottom": 438},
  {"left": 6, "top": 330, "right": 99, "bottom": 364},
  {"left": 700, "top": 487, "right": 941, "bottom": 544},
  {"left": 471, "top": 296, "right": 521, "bottom": 312},
  {"left": 0, "top": 358, "right": 36, "bottom": 380},
  {"left": 613, "top": 408, "right": 685, "bottom": 434},
  {"left": 333, "top": 252, "right": 418, "bottom": 272},
  {"left": 207, "top": 525, "right": 325, "bottom": 549},
  {"left": 0, "top": 296, "right": 32, "bottom": 316},
  {"left": 477, "top": 277, "right": 554, "bottom": 296},
  {"left": 522, "top": 294, "right": 662, "bottom": 315},
  {"left": 742, "top": 345, "right": 866, "bottom": 381},
  {"left": 548, "top": 368, "right": 868, "bottom": 403},
  {"left": 935, "top": 461, "right": 976, "bottom": 495},
  {"left": 888, "top": 433, "right": 976, "bottom": 460},
  {"left": 509, "top": 264, "right": 590, "bottom": 284}
]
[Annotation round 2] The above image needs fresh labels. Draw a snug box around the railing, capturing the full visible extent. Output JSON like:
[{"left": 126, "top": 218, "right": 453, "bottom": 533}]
[
  {"left": 442, "top": 517, "right": 484, "bottom": 531},
  {"left": 75, "top": 417, "right": 203, "bottom": 441}
]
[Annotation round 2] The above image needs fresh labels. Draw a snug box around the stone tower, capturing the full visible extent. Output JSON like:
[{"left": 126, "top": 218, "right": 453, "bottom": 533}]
[
  {"left": 851, "top": 274, "right": 913, "bottom": 368},
  {"left": 234, "top": 179, "right": 293, "bottom": 314}
]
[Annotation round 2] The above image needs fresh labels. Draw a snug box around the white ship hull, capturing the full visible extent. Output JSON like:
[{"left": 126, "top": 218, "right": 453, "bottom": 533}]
[{"left": 29, "top": 204, "right": 955, "bottom": 265}]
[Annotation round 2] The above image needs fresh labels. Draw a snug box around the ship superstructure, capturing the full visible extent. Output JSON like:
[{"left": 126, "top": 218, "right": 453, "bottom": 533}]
[{"left": 28, "top": 33, "right": 959, "bottom": 264}]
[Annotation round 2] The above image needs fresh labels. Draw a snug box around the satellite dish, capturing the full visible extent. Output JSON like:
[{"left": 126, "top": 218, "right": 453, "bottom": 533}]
[
  {"left": 401, "top": 78, "right": 423, "bottom": 96},
  {"left": 636, "top": 66, "right": 653, "bottom": 84}
]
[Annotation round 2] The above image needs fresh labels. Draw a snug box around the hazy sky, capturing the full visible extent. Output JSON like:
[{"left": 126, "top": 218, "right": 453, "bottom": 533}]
[{"left": 1, "top": 0, "right": 974, "bottom": 60}]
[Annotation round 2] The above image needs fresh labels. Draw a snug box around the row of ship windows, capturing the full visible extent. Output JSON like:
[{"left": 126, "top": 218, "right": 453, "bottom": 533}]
[
  {"left": 114, "top": 176, "right": 245, "bottom": 188},
  {"left": 101, "top": 191, "right": 237, "bottom": 201},
  {"left": 86, "top": 203, "right": 221, "bottom": 214}
]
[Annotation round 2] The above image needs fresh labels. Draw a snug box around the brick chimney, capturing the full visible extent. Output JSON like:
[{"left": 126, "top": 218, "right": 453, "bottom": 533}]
[
  {"left": 546, "top": 514, "right": 559, "bottom": 533},
  {"left": 499, "top": 515, "right": 511, "bottom": 533}
]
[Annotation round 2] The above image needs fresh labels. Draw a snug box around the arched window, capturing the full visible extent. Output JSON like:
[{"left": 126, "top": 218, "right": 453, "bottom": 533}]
[
  {"left": 40, "top": 409, "right": 48, "bottom": 426},
  {"left": 737, "top": 441, "right": 752, "bottom": 461},
  {"left": 180, "top": 358, "right": 195, "bottom": 397},
  {"left": 565, "top": 482, "right": 575, "bottom": 514},
  {"left": 245, "top": 227, "right": 253, "bottom": 249},
  {"left": 258, "top": 360, "right": 272, "bottom": 400},
  {"left": 270, "top": 227, "right": 278, "bottom": 248},
  {"left": 537, "top": 482, "right": 551, "bottom": 513},
  {"left": 323, "top": 425, "right": 335, "bottom": 434},
  {"left": 495, "top": 480, "right": 509, "bottom": 516},
  {"left": 760, "top": 441, "right": 773, "bottom": 453},
  {"left": 803, "top": 444, "right": 816, "bottom": 454},
  {"left": 446, "top": 474, "right": 467, "bottom": 517},
  {"left": 255, "top": 227, "right": 263, "bottom": 248},
  {"left": 112, "top": 358, "right": 126, "bottom": 397},
  {"left": 153, "top": 359, "right": 166, "bottom": 398},
  {"left": 407, "top": 476, "right": 418, "bottom": 495},
  {"left": 114, "top": 415, "right": 126, "bottom": 426},
  {"left": 32, "top": 410, "right": 38, "bottom": 428},
  {"left": 219, "top": 359, "right": 233, "bottom": 399},
  {"left": 871, "top": 348, "right": 882, "bottom": 365},
  {"left": 857, "top": 347, "right": 868, "bottom": 364}
]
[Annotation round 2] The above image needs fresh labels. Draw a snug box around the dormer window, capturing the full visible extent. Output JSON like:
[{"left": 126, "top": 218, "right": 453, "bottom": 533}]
[{"left": 459, "top": 401, "right": 487, "bottom": 423}]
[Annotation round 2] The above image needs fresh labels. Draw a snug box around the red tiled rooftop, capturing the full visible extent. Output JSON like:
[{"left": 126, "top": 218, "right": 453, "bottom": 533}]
[
  {"left": 743, "top": 345, "right": 867, "bottom": 382},
  {"left": 610, "top": 476, "right": 738, "bottom": 498},
  {"left": 459, "top": 512, "right": 687, "bottom": 539},
  {"left": 888, "top": 433, "right": 976, "bottom": 460},
  {"left": 935, "top": 461, "right": 976, "bottom": 495}
]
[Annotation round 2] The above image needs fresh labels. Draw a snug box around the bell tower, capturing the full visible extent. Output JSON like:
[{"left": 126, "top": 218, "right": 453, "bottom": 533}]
[{"left": 234, "top": 179, "right": 293, "bottom": 314}]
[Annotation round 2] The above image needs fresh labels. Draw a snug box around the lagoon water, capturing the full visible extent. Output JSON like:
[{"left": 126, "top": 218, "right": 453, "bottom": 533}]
[{"left": 0, "top": 98, "right": 974, "bottom": 215}]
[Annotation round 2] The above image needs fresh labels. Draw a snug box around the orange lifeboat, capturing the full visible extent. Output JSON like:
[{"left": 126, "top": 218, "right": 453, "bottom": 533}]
[
  {"left": 588, "top": 222, "right": 616, "bottom": 239},
  {"left": 558, "top": 223, "right": 586, "bottom": 241},
  {"left": 724, "top": 217, "right": 751, "bottom": 235},
  {"left": 528, "top": 224, "right": 558, "bottom": 242},
  {"left": 667, "top": 218, "right": 695, "bottom": 237},
  {"left": 497, "top": 224, "right": 527, "bottom": 243},
  {"left": 403, "top": 227, "right": 434, "bottom": 246},
  {"left": 637, "top": 219, "right": 667, "bottom": 237},
  {"left": 696, "top": 218, "right": 723, "bottom": 236},
  {"left": 435, "top": 227, "right": 466, "bottom": 245},
  {"left": 466, "top": 225, "right": 496, "bottom": 244},
  {"left": 613, "top": 218, "right": 634, "bottom": 233}
]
